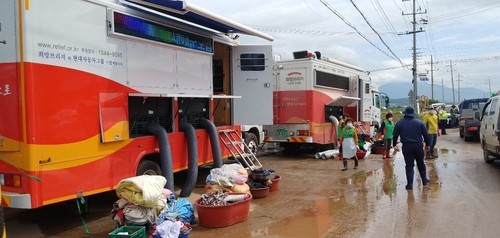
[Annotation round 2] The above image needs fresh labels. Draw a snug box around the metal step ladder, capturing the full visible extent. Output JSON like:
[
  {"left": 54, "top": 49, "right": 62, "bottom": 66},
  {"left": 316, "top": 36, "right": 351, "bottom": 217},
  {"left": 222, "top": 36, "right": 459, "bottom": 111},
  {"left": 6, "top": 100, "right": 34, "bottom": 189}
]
[
  {"left": 218, "top": 129, "right": 262, "bottom": 171},
  {"left": 355, "top": 123, "right": 371, "bottom": 137}
]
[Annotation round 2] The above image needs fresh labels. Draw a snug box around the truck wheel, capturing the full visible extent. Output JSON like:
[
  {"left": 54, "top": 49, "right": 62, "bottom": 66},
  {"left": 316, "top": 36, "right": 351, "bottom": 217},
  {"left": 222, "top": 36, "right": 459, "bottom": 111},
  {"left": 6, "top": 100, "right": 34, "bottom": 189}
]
[
  {"left": 459, "top": 127, "right": 464, "bottom": 138},
  {"left": 244, "top": 133, "right": 259, "bottom": 156},
  {"left": 136, "top": 160, "right": 162, "bottom": 176},
  {"left": 484, "top": 147, "right": 494, "bottom": 163}
]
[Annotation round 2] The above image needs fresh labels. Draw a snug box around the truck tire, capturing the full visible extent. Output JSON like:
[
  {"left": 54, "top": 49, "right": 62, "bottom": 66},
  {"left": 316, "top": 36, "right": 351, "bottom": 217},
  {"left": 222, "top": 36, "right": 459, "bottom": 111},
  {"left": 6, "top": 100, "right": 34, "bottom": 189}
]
[
  {"left": 136, "top": 160, "right": 162, "bottom": 176},
  {"left": 483, "top": 147, "right": 494, "bottom": 163},
  {"left": 244, "top": 132, "right": 258, "bottom": 156},
  {"left": 459, "top": 127, "right": 464, "bottom": 138}
]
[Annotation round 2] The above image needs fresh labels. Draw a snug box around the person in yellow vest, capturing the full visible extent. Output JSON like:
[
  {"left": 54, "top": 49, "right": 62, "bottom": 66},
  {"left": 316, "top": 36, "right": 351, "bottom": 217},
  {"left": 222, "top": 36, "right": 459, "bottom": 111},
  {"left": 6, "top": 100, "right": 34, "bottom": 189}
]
[
  {"left": 423, "top": 105, "right": 439, "bottom": 159},
  {"left": 339, "top": 118, "right": 359, "bottom": 171},
  {"left": 438, "top": 105, "right": 448, "bottom": 135},
  {"left": 379, "top": 112, "right": 395, "bottom": 159}
]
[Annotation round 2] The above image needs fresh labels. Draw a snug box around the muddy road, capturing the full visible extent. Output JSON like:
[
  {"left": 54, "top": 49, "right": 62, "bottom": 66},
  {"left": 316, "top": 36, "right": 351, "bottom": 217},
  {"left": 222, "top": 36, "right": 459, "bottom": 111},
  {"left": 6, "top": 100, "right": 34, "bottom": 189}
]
[{"left": 5, "top": 128, "right": 500, "bottom": 238}]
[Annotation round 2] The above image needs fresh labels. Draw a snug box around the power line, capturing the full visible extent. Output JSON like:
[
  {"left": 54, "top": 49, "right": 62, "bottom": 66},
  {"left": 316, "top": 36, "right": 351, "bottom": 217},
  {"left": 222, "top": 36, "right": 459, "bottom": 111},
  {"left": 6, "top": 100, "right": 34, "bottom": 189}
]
[
  {"left": 302, "top": 0, "right": 333, "bottom": 18},
  {"left": 371, "top": 0, "right": 412, "bottom": 58},
  {"left": 317, "top": 0, "right": 401, "bottom": 63},
  {"left": 349, "top": 0, "right": 406, "bottom": 66}
]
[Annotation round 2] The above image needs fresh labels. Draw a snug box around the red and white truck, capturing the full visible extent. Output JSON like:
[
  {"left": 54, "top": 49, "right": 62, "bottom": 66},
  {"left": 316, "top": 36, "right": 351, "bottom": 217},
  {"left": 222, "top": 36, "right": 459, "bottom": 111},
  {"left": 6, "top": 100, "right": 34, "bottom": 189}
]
[
  {"left": 0, "top": 0, "right": 273, "bottom": 208},
  {"left": 263, "top": 51, "right": 388, "bottom": 151}
]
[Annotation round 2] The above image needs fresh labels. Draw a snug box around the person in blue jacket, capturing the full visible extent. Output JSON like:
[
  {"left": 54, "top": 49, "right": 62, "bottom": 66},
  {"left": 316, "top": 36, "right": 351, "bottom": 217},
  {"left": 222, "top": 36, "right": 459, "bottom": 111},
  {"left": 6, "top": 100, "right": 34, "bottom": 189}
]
[{"left": 392, "top": 106, "right": 431, "bottom": 190}]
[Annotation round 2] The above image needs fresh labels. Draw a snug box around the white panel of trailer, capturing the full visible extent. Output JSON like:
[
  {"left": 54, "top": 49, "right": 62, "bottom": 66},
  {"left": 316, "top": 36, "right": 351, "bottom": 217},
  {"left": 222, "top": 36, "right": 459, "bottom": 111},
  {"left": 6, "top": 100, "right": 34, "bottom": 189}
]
[
  {"left": 25, "top": 0, "right": 127, "bottom": 84},
  {"left": 176, "top": 50, "right": 212, "bottom": 94},
  {"left": 126, "top": 41, "right": 176, "bottom": 92},
  {"left": 232, "top": 45, "right": 273, "bottom": 125}
]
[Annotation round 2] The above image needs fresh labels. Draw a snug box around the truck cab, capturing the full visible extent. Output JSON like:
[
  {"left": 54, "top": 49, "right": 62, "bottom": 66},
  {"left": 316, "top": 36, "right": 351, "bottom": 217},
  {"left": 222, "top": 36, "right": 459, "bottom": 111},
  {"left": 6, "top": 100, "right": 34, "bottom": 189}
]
[{"left": 459, "top": 98, "right": 489, "bottom": 141}]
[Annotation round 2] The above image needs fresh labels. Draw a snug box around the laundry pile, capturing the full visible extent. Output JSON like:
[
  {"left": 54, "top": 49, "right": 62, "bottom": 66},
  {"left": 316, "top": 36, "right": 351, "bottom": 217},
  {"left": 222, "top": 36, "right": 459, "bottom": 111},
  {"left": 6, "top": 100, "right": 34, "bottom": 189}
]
[{"left": 110, "top": 175, "right": 194, "bottom": 238}]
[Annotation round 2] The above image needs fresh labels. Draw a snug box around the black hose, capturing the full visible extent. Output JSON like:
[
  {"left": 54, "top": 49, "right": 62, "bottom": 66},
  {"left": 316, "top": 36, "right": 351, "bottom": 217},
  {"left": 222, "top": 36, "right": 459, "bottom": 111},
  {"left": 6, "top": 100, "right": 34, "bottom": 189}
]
[
  {"left": 199, "top": 118, "right": 223, "bottom": 168},
  {"left": 146, "top": 124, "right": 174, "bottom": 193},
  {"left": 179, "top": 122, "right": 199, "bottom": 197}
]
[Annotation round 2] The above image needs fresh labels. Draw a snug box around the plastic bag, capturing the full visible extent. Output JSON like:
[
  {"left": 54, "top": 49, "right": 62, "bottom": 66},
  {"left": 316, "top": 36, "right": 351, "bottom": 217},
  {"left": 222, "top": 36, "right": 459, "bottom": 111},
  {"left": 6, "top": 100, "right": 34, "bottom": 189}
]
[{"left": 208, "top": 164, "right": 246, "bottom": 187}]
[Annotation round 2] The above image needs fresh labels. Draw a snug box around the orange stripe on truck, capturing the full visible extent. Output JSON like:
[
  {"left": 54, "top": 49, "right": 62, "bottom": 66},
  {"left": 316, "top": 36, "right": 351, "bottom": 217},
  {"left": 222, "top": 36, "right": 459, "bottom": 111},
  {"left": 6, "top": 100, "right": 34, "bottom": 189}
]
[{"left": 289, "top": 137, "right": 306, "bottom": 142}]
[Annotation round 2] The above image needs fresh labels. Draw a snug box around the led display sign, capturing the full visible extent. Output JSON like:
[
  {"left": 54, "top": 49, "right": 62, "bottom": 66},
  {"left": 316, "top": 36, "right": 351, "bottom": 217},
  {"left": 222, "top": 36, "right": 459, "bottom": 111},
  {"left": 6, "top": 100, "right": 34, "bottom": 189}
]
[{"left": 113, "top": 11, "right": 213, "bottom": 53}]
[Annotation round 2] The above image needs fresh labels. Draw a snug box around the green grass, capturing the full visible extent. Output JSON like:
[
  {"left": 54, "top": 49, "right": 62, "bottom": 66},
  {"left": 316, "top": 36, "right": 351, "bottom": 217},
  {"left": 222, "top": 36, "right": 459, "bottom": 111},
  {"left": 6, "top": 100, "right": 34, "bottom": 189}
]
[{"left": 382, "top": 107, "right": 406, "bottom": 123}]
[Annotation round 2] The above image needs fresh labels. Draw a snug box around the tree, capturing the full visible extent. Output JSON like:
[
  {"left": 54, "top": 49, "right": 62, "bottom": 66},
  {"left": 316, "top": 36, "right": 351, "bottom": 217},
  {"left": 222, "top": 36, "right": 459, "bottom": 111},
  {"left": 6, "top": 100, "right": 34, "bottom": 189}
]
[{"left": 428, "top": 99, "right": 440, "bottom": 104}]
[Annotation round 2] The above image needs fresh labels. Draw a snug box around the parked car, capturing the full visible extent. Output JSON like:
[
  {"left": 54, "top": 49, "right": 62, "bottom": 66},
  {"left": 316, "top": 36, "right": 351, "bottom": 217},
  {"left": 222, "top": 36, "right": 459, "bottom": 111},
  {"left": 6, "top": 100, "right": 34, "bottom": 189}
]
[
  {"left": 459, "top": 98, "right": 489, "bottom": 141},
  {"left": 431, "top": 103, "right": 457, "bottom": 128},
  {"left": 480, "top": 96, "right": 500, "bottom": 163}
]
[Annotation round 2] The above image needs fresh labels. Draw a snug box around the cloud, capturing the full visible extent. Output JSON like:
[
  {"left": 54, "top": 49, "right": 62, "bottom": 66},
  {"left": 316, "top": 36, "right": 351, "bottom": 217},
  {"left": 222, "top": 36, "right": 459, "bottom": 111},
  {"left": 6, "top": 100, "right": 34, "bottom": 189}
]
[{"left": 187, "top": 0, "right": 500, "bottom": 96}]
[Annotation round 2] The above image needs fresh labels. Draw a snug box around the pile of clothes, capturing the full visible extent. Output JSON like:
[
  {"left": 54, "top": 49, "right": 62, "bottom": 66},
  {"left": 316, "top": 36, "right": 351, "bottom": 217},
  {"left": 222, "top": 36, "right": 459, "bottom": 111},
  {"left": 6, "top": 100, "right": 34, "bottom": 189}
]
[
  {"left": 246, "top": 168, "right": 275, "bottom": 189},
  {"left": 111, "top": 175, "right": 194, "bottom": 238}
]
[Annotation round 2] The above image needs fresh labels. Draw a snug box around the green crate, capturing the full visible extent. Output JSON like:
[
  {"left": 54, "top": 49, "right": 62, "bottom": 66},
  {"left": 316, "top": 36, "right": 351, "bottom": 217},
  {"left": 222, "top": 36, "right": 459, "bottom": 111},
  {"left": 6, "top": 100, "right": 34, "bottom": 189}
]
[{"left": 108, "top": 226, "right": 146, "bottom": 238}]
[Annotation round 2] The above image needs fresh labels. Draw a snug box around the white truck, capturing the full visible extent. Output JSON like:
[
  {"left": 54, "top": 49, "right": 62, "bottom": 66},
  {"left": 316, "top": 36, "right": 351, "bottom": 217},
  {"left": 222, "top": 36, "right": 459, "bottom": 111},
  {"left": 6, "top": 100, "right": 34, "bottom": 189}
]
[{"left": 263, "top": 50, "right": 387, "bottom": 151}]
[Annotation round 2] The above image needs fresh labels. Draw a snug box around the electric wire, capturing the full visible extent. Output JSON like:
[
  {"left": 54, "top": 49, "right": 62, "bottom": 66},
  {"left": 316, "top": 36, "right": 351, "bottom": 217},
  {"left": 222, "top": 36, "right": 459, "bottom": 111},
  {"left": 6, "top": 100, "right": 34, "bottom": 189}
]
[
  {"left": 317, "top": 0, "right": 401, "bottom": 64},
  {"left": 349, "top": 0, "right": 406, "bottom": 67},
  {"left": 303, "top": 0, "right": 332, "bottom": 18},
  {"left": 372, "top": 0, "right": 412, "bottom": 58}
]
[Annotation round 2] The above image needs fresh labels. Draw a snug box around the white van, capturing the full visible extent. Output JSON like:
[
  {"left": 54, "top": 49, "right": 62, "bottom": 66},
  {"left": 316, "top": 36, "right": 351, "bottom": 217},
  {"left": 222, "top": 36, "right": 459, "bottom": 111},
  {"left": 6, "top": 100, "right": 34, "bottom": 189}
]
[{"left": 479, "top": 96, "right": 500, "bottom": 163}]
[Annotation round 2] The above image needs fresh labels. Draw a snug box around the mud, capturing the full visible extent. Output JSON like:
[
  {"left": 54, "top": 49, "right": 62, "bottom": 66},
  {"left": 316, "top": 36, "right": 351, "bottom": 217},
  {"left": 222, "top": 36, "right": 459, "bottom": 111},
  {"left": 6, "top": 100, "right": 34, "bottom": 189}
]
[{"left": 5, "top": 128, "right": 500, "bottom": 238}]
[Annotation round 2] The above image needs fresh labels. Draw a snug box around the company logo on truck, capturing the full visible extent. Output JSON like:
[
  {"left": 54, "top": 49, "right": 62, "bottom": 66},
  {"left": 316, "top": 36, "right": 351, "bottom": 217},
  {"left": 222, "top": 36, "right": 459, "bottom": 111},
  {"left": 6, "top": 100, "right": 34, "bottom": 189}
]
[{"left": 286, "top": 72, "right": 304, "bottom": 85}]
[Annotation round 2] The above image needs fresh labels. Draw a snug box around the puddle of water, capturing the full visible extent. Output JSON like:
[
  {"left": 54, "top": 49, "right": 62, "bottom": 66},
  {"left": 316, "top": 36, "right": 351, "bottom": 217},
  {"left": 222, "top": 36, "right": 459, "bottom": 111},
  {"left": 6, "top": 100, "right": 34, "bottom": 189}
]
[
  {"left": 250, "top": 158, "right": 443, "bottom": 237},
  {"left": 438, "top": 148, "right": 457, "bottom": 154}
]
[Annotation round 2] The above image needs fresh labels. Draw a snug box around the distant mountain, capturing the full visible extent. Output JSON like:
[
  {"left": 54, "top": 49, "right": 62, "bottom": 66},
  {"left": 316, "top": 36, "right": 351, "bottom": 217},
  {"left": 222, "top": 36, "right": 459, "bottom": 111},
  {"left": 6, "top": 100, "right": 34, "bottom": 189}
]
[{"left": 379, "top": 81, "right": 488, "bottom": 104}]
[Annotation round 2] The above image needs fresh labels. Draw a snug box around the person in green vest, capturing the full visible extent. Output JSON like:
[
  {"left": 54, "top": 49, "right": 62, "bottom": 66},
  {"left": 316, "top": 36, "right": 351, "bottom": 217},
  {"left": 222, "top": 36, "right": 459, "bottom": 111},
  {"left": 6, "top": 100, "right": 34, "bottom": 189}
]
[
  {"left": 438, "top": 105, "right": 448, "bottom": 135},
  {"left": 339, "top": 118, "right": 359, "bottom": 171},
  {"left": 379, "top": 112, "right": 395, "bottom": 159},
  {"left": 450, "top": 105, "right": 458, "bottom": 128}
]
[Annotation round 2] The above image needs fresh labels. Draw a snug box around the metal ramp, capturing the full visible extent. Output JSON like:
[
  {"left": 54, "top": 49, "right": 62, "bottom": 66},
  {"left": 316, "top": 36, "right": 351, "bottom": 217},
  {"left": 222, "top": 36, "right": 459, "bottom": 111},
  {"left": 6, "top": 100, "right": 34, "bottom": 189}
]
[{"left": 218, "top": 129, "right": 262, "bottom": 171}]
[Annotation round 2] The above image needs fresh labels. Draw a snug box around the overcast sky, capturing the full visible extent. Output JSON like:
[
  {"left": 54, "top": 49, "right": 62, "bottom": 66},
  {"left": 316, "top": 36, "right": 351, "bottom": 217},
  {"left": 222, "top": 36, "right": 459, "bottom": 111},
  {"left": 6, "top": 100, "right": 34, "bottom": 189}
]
[{"left": 187, "top": 0, "right": 500, "bottom": 96}]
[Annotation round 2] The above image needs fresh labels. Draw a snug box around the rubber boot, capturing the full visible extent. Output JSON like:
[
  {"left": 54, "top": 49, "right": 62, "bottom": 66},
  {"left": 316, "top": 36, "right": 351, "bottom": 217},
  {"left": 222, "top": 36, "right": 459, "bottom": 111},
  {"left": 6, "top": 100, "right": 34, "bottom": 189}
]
[
  {"left": 382, "top": 151, "right": 386, "bottom": 159},
  {"left": 342, "top": 160, "right": 348, "bottom": 171},
  {"left": 386, "top": 150, "right": 392, "bottom": 158},
  {"left": 353, "top": 157, "right": 359, "bottom": 169}
]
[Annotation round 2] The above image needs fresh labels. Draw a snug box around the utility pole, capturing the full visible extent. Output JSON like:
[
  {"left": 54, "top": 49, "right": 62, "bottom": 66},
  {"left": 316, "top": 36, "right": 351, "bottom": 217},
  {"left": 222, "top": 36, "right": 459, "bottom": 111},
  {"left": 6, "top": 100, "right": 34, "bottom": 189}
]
[
  {"left": 431, "top": 56, "right": 434, "bottom": 100},
  {"left": 447, "top": 60, "right": 456, "bottom": 105},
  {"left": 426, "top": 55, "right": 438, "bottom": 101},
  {"left": 488, "top": 77, "right": 492, "bottom": 97},
  {"left": 402, "top": 0, "right": 425, "bottom": 108},
  {"left": 456, "top": 73, "right": 464, "bottom": 103},
  {"left": 441, "top": 78, "right": 445, "bottom": 103}
]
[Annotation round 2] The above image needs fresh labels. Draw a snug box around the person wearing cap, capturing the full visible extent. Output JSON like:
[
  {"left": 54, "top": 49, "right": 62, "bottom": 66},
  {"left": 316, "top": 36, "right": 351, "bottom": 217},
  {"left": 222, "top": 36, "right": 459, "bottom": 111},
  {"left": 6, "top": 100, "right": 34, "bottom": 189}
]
[
  {"left": 438, "top": 105, "right": 448, "bottom": 135},
  {"left": 393, "top": 106, "right": 430, "bottom": 190},
  {"left": 450, "top": 105, "right": 458, "bottom": 128},
  {"left": 423, "top": 105, "right": 439, "bottom": 159}
]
